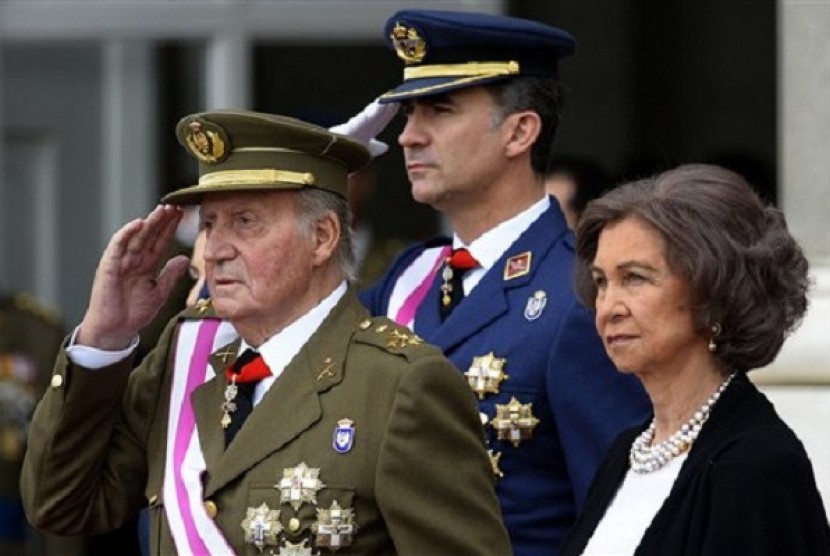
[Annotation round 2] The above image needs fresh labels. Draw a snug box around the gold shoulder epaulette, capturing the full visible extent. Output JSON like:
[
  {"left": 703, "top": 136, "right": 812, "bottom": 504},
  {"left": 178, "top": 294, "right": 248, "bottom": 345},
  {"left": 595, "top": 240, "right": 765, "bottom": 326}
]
[{"left": 354, "top": 317, "right": 424, "bottom": 353}]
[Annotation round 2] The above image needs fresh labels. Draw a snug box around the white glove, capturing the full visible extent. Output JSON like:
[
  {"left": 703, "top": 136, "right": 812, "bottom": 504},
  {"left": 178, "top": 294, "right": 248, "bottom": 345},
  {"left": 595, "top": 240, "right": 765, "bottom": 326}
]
[{"left": 329, "top": 98, "right": 399, "bottom": 158}]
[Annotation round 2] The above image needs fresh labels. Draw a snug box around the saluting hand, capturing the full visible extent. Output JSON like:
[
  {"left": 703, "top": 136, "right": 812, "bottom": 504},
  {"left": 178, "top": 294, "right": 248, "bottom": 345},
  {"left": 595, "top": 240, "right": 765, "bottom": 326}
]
[{"left": 77, "top": 205, "right": 190, "bottom": 350}]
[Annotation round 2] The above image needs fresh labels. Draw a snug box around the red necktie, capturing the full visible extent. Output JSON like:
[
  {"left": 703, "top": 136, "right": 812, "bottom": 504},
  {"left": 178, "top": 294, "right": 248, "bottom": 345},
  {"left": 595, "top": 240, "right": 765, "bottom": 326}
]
[
  {"left": 440, "top": 248, "right": 479, "bottom": 320},
  {"left": 222, "top": 349, "right": 272, "bottom": 446}
]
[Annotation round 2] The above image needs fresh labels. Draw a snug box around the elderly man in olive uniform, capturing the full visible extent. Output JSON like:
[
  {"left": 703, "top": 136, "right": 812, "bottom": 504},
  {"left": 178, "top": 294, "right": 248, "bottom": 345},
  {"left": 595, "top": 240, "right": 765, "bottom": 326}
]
[{"left": 21, "top": 111, "right": 511, "bottom": 555}]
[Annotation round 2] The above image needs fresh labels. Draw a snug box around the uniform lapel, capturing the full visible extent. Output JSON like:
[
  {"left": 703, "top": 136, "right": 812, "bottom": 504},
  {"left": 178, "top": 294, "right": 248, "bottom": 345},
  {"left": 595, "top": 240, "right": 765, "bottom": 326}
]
[
  {"left": 199, "top": 290, "right": 364, "bottom": 496},
  {"left": 191, "top": 337, "right": 241, "bottom": 479},
  {"left": 419, "top": 204, "right": 568, "bottom": 353}
]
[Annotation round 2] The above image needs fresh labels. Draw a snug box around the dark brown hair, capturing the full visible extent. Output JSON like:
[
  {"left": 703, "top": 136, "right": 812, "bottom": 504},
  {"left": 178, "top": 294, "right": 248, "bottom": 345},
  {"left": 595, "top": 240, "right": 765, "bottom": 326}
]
[{"left": 575, "top": 163, "right": 810, "bottom": 372}]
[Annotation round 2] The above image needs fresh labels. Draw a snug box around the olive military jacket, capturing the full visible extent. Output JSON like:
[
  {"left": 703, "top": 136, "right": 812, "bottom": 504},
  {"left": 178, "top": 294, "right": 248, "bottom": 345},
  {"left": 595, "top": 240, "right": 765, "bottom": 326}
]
[{"left": 21, "top": 291, "right": 511, "bottom": 555}]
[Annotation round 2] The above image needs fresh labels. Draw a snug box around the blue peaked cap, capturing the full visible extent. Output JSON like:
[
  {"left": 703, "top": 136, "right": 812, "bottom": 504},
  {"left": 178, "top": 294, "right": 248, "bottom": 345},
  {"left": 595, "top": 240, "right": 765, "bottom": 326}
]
[{"left": 379, "top": 9, "right": 575, "bottom": 103}]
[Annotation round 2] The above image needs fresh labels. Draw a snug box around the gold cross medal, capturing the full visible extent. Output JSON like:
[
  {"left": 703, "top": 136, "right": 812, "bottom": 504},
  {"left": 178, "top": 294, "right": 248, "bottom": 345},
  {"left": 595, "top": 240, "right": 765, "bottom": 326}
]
[
  {"left": 220, "top": 376, "right": 238, "bottom": 429},
  {"left": 277, "top": 462, "right": 326, "bottom": 511},
  {"left": 492, "top": 396, "right": 540, "bottom": 447},
  {"left": 241, "top": 502, "right": 282, "bottom": 552},
  {"left": 465, "top": 352, "right": 509, "bottom": 399},
  {"left": 313, "top": 500, "right": 358, "bottom": 550}
]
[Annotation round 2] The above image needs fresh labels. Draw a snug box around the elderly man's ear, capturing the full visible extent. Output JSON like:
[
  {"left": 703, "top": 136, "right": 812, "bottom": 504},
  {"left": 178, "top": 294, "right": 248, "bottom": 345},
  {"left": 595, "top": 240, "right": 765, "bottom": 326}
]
[{"left": 311, "top": 211, "right": 341, "bottom": 267}]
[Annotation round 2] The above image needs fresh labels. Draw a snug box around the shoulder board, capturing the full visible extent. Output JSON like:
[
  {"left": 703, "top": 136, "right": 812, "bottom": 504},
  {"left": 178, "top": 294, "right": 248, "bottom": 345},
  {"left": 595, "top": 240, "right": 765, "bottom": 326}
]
[{"left": 353, "top": 317, "right": 426, "bottom": 357}]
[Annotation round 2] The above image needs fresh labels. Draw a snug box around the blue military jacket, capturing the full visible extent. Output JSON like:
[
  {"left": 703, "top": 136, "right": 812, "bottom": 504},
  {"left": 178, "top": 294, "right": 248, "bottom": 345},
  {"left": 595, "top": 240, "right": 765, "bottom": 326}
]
[{"left": 360, "top": 199, "right": 650, "bottom": 555}]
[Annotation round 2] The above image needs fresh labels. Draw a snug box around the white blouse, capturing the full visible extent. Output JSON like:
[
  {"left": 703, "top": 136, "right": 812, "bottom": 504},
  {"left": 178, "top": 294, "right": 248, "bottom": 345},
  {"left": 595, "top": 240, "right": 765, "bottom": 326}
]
[{"left": 582, "top": 453, "right": 688, "bottom": 555}]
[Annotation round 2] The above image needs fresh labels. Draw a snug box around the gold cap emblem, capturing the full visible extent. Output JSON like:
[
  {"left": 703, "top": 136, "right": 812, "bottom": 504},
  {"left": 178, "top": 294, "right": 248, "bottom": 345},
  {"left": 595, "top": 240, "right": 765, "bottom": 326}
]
[
  {"left": 390, "top": 22, "right": 426, "bottom": 64},
  {"left": 185, "top": 118, "right": 228, "bottom": 164}
]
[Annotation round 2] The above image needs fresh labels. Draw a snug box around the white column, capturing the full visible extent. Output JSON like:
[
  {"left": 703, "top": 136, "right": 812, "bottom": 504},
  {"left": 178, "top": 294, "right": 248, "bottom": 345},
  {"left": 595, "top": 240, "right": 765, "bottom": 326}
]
[
  {"left": 205, "top": 32, "right": 251, "bottom": 110},
  {"left": 780, "top": 1, "right": 830, "bottom": 263},
  {"left": 101, "top": 40, "right": 158, "bottom": 237}
]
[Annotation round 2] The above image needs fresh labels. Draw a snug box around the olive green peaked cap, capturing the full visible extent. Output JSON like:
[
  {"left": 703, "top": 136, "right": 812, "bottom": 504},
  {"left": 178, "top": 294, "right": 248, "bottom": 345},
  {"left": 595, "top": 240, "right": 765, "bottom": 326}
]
[{"left": 162, "top": 110, "right": 371, "bottom": 205}]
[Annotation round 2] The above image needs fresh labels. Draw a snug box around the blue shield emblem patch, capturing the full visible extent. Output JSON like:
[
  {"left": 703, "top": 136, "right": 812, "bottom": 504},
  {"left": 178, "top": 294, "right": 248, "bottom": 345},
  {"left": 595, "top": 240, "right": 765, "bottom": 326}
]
[{"left": 333, "top": 418, "right": 355, "bottom": 454}]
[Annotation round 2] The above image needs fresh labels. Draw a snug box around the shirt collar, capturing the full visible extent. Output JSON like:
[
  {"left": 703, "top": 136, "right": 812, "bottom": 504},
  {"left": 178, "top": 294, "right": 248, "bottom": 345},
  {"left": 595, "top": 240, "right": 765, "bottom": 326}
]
[
  {"left": 240, "top": 281, "right": 347, "bottom": 382},
  {"left": 455, "top": 195, "right": 550, "bottom": 272}
]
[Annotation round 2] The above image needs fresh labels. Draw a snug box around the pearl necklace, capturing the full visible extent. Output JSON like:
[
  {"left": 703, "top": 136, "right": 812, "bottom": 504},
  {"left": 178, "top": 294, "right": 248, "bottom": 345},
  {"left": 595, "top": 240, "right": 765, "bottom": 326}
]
[{"left": 629, "top": 372, "right": 736, "bottom": 474}]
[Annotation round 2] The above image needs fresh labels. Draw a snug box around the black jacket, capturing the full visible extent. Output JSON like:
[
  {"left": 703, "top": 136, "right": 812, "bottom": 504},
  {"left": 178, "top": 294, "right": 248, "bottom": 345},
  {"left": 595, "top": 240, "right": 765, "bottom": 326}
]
[{"left": 560, "top": 373, "right": 830, "bottom": 555}]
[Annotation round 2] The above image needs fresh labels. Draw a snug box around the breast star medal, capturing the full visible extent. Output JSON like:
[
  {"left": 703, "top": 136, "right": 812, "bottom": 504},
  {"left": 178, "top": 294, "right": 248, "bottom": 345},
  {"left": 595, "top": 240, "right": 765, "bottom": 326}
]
[
  {"left": 277, "top": 539, "right": 314, "bottom": 556},
  {"left": 241, "top": 502, "right": 282, "bottom": 552},
  {"left": 277, "top": 462, "right": 326, "bottom": 511},
  {"left": 464, "top": 352, "right": 509, "bottom": 399},
  {"left": 313, "top": 500, "right": 358, "bottom": 551},
  {"left": 492, "top": 396, "right": 540, "bottom": 447}
]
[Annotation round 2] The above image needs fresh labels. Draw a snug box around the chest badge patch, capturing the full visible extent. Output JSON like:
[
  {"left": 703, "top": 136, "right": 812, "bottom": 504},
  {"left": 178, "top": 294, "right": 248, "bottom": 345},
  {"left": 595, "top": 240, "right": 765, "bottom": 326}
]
[
  {"left": 524, "top": 290, "right": 548, "bottom": 321},
  {"left": 313, "top": 500, "right": 358, "bottom": 550},
  {"left": 492, "top": 396, "right": 540, "bottom": 447},
  {"left": 241, "top": 502, "right": 282, "bottom": 552},
  {"left": 333, "top": 418, "right": 355, "bottom": 454},
  {"left": 277, "top": 462, "right": 326, "bottom": 510},
  {"left": 465, "top": 352, "right": 509, "bottom": 399},
  {"left": 504, "top": 251, "right": 532, "bottom": 280}
]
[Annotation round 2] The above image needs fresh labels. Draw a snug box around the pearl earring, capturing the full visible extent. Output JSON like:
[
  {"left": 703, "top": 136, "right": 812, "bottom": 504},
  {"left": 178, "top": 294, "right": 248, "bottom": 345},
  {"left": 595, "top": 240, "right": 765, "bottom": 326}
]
[{"left": 708, "top": 322, "right": 722, "bottom": 353}]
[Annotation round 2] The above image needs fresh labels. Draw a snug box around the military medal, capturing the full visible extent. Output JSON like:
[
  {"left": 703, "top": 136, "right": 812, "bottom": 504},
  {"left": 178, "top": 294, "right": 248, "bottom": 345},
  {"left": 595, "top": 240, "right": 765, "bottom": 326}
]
[
  {"left": 492, "top": 396, "right": 540, "bottom": 447},
  {"left": 220, "top": 350, "right": 271, "bottom": 429},
  {"left": 465, "top": 352, "right": 509, "bottom": 399},
  {"left": 277, "top": 539, "right": 314, "bottom": 556},
  {"left": 277, "top": 462, "right": 326, "bottom": 510},
  {"left": 241, "top": 502, "right": 282, "bottom": 552},
  {"left": 220, "top": 376, "right": 239, "bottom": 429},
  {"left": 313, "top": 500, "right": 357, "bottom": 551},
  {"left": 440, "top": 264, "right": 454, "bottom": 307},
  {"left": 332, "top": 419, "right": 355, "bottom": 454}
]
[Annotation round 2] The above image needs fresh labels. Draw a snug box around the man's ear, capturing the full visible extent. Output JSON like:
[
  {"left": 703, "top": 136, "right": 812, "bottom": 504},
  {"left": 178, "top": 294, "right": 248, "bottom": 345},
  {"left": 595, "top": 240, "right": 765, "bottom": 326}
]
[
  {"left": 311, "top": 211, "right": 341, "bottom": 266},
  {"left": 503, "top": 111, "right": 541, "bottom": 159}
]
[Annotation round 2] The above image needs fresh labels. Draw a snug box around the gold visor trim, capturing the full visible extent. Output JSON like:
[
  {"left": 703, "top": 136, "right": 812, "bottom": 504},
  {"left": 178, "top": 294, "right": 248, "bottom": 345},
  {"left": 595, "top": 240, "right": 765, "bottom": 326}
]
[
  {"left": 199, "top": 169, "right": 315, "bottom": 187},
  {"left": 403, "top": 61, "right": 520, "bottom": 80}
]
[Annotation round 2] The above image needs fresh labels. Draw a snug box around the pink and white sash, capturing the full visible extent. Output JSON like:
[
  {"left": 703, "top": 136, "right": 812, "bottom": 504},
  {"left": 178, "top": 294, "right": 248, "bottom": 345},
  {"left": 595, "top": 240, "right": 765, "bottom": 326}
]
[
  {"left": 386, "top": 246, "right": 450, "bottom": 328},
  {"left": 162, "top": 318, "right": 237, "bottom": 555}
]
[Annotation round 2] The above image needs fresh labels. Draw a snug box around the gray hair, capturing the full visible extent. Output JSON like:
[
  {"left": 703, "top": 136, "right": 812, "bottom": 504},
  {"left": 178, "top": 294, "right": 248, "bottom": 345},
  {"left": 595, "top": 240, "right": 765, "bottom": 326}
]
[{"left": 294, "top": 187, "right": 357, "bottom": 283}]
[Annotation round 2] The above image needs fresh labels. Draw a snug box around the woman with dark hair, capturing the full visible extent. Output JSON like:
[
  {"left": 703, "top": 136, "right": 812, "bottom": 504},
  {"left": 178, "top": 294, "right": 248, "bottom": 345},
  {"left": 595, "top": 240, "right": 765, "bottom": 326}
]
[{"left": 560, "top": 164, "right": 830, "bottom": 555}]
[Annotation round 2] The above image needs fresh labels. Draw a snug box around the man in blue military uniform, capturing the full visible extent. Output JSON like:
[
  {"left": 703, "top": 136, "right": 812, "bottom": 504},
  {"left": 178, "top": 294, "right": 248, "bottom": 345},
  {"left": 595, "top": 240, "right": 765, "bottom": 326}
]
[{"left": 360, "top": 9, "right": 651, "bottom": 554}]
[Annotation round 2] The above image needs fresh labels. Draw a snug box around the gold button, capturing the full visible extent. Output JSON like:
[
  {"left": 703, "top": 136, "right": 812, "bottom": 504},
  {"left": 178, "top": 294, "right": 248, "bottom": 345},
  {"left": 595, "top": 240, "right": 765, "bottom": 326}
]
[
  {"left": 288, "top": 517, "right": 300, "bottom": 532},
  {"left": 50, "top": 374, "right": 63, "bottom": 389},
  {"left": 203, "top": 500, "right": 218, "bottom": 519},
  {"left": 148, "top": 494, "right": 158, "bottom": 506},
  {"left": 358, "top": 319, "right": 372, "bottom": 330}
]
